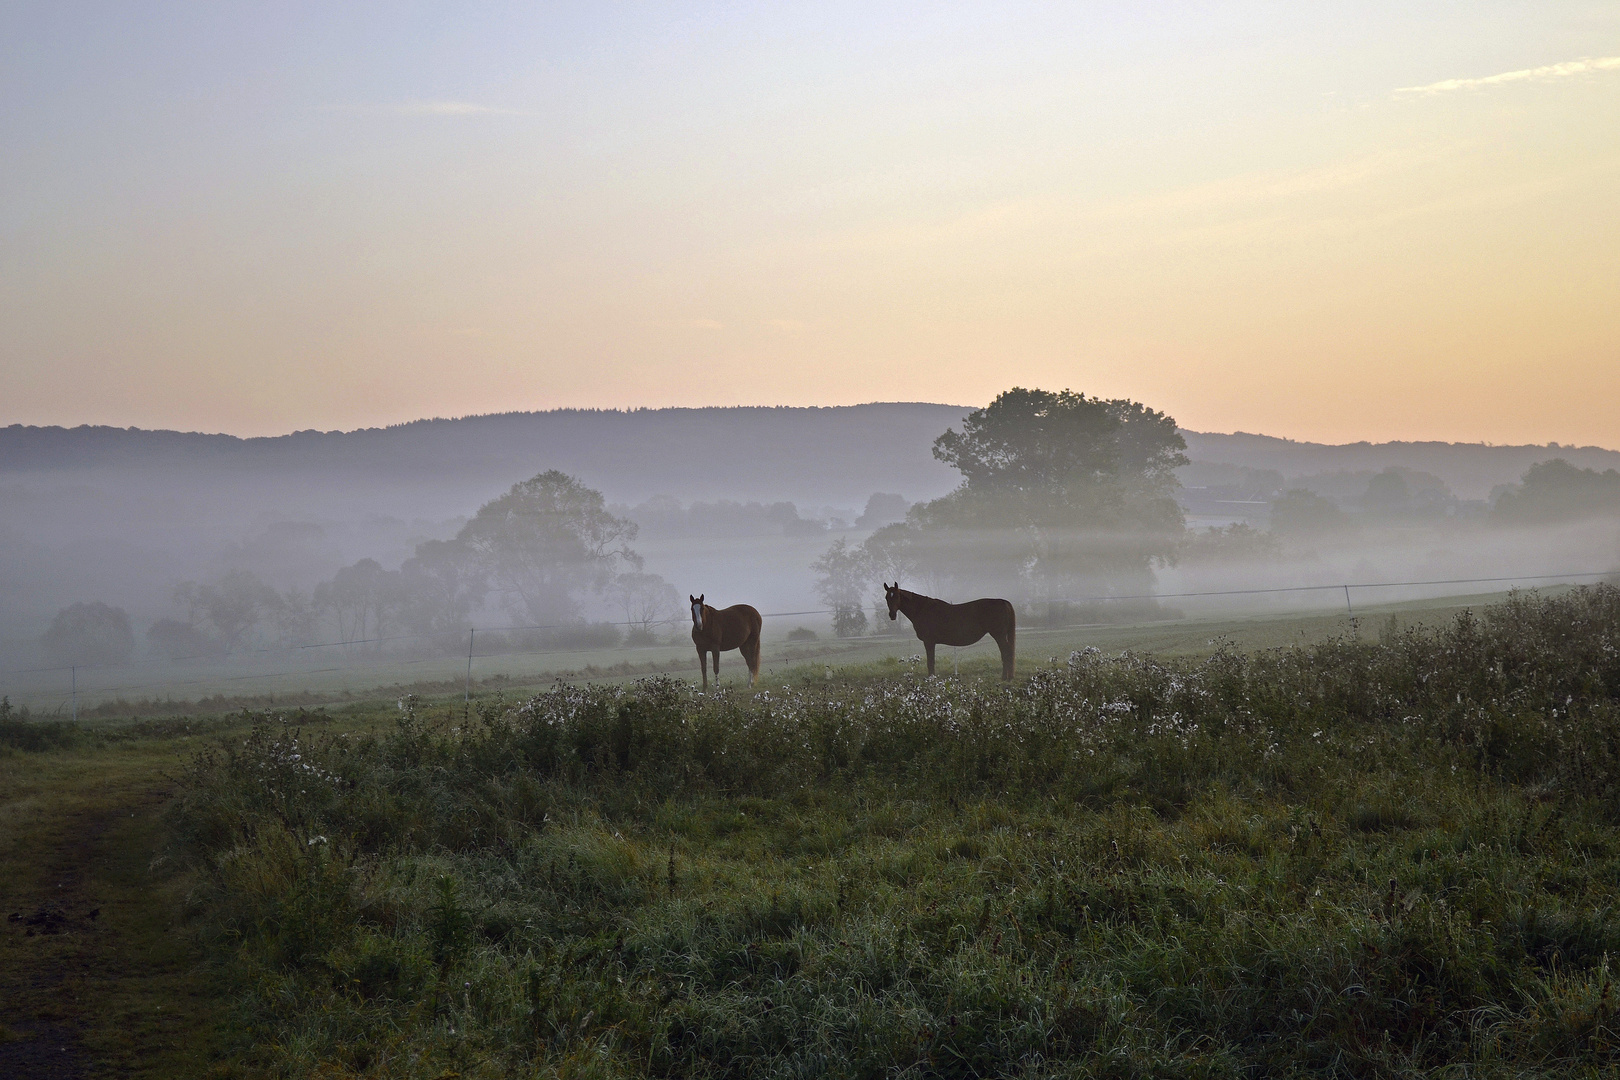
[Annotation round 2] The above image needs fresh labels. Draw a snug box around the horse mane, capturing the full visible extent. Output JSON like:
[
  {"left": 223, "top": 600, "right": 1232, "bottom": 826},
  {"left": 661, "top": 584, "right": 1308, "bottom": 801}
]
[{"left": 892, "top": 587, "right": 948, "bottom": 613}]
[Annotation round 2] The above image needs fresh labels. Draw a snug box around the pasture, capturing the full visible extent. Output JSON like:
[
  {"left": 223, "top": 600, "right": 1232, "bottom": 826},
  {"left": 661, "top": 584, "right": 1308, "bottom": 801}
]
[
  {"left": 2, "top": 589, "right": 1541, "bottom": 718},
  {"left": 3, "top": 586, "right": 1619, "bottom": 1077}
]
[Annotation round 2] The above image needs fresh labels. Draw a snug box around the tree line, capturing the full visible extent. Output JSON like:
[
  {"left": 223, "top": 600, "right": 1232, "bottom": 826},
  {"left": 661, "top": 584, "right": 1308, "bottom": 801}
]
[
  {"left": 43, "top": 472, "right": 683, "bottom": 667},
  {"left": 36, "top": 387, "right": 1620, "bottom": 662}
]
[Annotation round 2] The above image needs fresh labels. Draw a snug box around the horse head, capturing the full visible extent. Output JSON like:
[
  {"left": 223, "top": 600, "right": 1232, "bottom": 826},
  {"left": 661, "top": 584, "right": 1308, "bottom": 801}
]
[
  {"left": 689, "top": 594, "right": 705, "bottom": 629},
  {"left": 884, "top": 582, "right": 902, "bottom": 620}
]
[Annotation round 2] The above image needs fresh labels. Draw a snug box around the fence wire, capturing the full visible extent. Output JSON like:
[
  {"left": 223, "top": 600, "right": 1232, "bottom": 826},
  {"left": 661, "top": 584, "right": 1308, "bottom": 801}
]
[{"left": 4, "top": 570, "right": 1613, "bottom": 711}]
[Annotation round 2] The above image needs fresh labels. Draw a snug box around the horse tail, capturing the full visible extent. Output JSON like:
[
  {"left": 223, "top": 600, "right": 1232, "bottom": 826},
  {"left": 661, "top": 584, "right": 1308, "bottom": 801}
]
[{"left": 743, "top": 607, "right": 763, "bottom": 684}]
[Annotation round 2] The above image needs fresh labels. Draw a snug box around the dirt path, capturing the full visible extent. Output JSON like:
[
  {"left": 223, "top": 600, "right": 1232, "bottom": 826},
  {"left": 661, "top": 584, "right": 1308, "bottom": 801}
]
[{"left": 1, "top": 741, "right": 221, "bottom": 1078}]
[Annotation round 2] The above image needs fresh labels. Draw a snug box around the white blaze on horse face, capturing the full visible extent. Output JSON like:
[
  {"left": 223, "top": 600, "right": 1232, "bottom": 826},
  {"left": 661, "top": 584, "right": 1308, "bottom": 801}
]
[{"left": 691, "top": 599, "right": 704, "bottom": 628}]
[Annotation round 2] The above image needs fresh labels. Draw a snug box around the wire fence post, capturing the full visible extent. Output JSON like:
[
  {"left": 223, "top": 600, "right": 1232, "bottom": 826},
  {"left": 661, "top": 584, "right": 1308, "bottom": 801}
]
[
  {"left": 465, "top": 628, "right": 476, "bottom": 705},
  {"left": 1343, "top": 585, "right": 1354, "bottom": 617},
  {"left": 70, "top": 665, "right": 77, "bottom": 723}
]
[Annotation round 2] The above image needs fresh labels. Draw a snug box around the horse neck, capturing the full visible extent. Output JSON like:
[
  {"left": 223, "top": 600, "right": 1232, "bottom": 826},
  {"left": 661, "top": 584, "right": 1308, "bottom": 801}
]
[{"left": 895, "top": 590, "right": 937, "bottom": 617}]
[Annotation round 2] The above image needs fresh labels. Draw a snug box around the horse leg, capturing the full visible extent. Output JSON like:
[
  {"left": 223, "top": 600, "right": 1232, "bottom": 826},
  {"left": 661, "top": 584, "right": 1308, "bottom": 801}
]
[
  {"left": 697, "top": 646, "right": 708, "bottom": 691},
  {"left": 994, "top": 631, "right": 1015, "bottom": 681},
  {"left": 925, "top": 641, "right": 936, "bottom": 676},
  {"left": 712, "top": 651, "right": 720, "bottom": 681}
]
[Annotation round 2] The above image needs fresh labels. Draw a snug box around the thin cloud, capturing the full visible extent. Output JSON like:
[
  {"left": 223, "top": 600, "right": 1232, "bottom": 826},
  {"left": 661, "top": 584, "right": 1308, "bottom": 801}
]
[
  {"left": 321, "top": 101, "right": 524, "bottom": 117},
  {"left": 1397, "top": 55, "right": 1620, "bottom": 95},
  {"left": 686, "top": 318, "right": 724, "bottom": 330}
]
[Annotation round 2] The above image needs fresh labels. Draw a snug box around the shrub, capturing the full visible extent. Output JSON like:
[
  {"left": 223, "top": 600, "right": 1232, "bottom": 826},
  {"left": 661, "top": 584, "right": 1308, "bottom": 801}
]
[
  {"left": 830, "top": 604, "right": 867, "bottom": 638},
  {"left": 0, "top": 697, "right": 78, "bottom": 751}
]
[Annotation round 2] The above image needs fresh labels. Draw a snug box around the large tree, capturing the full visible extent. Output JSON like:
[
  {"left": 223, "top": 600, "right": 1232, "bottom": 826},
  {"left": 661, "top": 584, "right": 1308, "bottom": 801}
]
[
  {"left": 929, "top": 388, "right": 1187, "bottom": 522},
  {"left": 458, "top": 471, "right": 640, "bottom": 626},
  {"left": 829, "top": 388, "right": 1189, "bottom": 604}
]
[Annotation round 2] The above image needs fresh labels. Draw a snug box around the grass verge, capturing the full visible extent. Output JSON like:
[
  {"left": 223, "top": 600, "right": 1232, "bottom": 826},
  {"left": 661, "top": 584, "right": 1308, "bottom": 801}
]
[{"left": 0, "top": 723, "right": 235, "bottom": 1077}]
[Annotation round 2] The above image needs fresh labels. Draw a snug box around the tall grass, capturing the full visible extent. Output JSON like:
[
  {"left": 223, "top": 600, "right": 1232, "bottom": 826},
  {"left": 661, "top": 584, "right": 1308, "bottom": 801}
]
[{"left": 171, "top": 587, "right": 1620, "bottom": 1077}]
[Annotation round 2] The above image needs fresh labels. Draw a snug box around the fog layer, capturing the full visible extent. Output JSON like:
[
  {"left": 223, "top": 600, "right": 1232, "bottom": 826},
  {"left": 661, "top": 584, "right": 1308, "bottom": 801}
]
[{"left": 3, "top": 401, "right": 1618, "bottom": 709}]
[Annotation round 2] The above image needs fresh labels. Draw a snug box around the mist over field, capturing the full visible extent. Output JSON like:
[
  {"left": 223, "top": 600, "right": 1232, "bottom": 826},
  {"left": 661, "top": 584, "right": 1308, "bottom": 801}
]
[{"left": 3, "top": 397, "right": 1618, "bottom": 712}]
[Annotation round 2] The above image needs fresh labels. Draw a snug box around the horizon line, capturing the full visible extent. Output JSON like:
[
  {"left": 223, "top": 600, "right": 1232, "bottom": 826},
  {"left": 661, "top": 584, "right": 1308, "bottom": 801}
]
[{"left": 3, "top": 407, "right": 1618, "bottom": 457}]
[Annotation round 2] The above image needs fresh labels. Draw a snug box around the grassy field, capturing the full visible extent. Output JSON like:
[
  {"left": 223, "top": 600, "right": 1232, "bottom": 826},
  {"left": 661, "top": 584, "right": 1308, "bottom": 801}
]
[
  {"left": 6, "top": 589, "right": 1544, "bottom": 717},
  {"left": 5, "top": 587, "right": 1620, "bottom": 1077}
]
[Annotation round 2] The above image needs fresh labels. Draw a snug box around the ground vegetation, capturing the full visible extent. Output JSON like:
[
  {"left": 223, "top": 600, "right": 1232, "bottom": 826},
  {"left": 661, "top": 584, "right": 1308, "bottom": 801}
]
[{"left": 154, "top": 586, "right": 1620, "bottom": 1077}]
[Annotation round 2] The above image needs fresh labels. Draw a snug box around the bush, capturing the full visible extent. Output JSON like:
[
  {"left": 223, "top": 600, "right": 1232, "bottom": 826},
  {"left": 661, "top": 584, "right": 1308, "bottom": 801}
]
[
  {"left": 0, "top": 697, "right": 79, "bottom": 751},
  {"left": 830, "top": 604, "right": 867, "bottom": 638},
  {"left": 785, "top": 626, "right": 818, "bottom": 642}
]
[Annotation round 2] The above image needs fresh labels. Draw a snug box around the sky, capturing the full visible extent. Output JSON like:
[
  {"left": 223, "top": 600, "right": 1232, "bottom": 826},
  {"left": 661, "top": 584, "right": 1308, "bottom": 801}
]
[{"left": 2, "top": 2, "right": 1618, "bottom": 445}]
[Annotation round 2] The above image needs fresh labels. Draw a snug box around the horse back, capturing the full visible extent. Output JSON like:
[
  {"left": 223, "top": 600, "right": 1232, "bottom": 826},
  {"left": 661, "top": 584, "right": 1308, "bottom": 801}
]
[
  {"left": 695, "top": 604, "right": 762, "bottom": 651},
  {"left": 915, "top": 596, "right": 1015, "bottom": 647}
]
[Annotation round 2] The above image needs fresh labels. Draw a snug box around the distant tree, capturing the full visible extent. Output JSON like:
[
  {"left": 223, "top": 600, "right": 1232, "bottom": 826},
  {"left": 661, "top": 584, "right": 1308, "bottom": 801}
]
[
  {"left": 41, "top": 602, "right": 135, "bottom": 666},
  {"left": 172, "top": 570, "right": 282, "bottom": 650},
  {"left": 607, "top": 571, "right": 680, "bottom": 643},
  {"left": 1359, "top": 468, "right": 1454, "bottom": 519},
  {"left": 315, "top": 559, "right": 404, "bottom": 643},
  {"left": 145, "top": 618, "right": 225, "bottom": 661},
  {"left": 855, "top": 493, "right": 910, "bottom": 529},
  {"left": 861, "top": 523, "right": 921, "bottom": 587},
  {"left": 274, "top": 587, "right": 322, "bottom": 647},
  {"left": 909, "top": 388, "right": 1188, "bottom": 597},
  {"left": 173, "top": 581, "right": 206, "bottom": 626},
  {"left": 1494, "top": 459, "right": 1620, "bottom": 523},
  {"left": 931, "top": 388, "right": 1186, "bottom": 506},
  {"left": 458, "top": 471, "right": 640, "bottom": 626},
  {"left": 933, "top": 388, "right": 1117, "bottom": 494},
  {"left": 398, "top": 538, "right": 487, "bottom": 634},
  {"left": 811, "top": 538, "right": 870, "bottom": 637},
  {"left": 1178, "top": 523, "right": 1283, "bottom": 564},
  {"left": 1362, "top": 469, "right": 1411, "bottom": 512},
  {"left": 1269, "top": 489, "right": 1348, "bottom": 536}
]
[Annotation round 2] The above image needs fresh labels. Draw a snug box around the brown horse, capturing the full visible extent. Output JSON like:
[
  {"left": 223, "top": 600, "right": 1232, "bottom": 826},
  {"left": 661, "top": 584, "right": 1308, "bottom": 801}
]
[
  {"left": 690, "top": 594, "right": 762, "bottom": 690},
  {"left": 884, "top": 582, "right": 1016, "bottom": 680}
]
